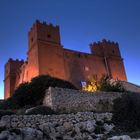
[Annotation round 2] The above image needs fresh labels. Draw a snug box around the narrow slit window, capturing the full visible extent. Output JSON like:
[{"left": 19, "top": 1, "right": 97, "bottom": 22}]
[{"left": 47, "top": 34, "right": 51, "bottom": 38}]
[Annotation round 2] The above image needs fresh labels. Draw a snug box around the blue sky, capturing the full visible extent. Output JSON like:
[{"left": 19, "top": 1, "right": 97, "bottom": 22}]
[{"left": 0, "top": 0, "right": 140, "bottom": 99}]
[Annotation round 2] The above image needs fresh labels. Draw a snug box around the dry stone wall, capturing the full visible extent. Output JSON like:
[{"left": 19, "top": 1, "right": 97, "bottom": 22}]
[
  {"left": 43, "top": 87, "right": 122, "bottom": 113},
  {"left": 0, "top": 112, "right": 138, "bottom": 140},
  {"left": 0, "top": 112, "right": 113, "bottom": 140}
]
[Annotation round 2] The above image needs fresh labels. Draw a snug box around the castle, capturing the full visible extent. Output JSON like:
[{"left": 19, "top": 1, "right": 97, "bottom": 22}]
[{"left": 4, "top": 20, "right": 127, "bottom": 99}]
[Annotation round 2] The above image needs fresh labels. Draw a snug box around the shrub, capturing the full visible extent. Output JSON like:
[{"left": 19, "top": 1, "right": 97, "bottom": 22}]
[
  {"left": 11, "top": 82, "right": 32, "bottom": 106},
  {"left": 0, "top": 98, "right": 17, "bottom": 110},
  {"left": 83, "top": 75, "right": 125, "bottom": 92},
  {"left": 25, "top": 105, "right": 56, "bottom": 115},
  {"left": 0, "top": 75, "right": 77, "bottom": 110},
  {"left": 112, "top": 92, "right": 140, "bottom": 132},
  {"left": 0, "top": 83, "right": 32, "bottom": 110},
  {"left": 29, "top": 75, "right": 77, "bottom": 105},
  {"left": 98, "top": 75, "right": 125, "bottom": 92}
]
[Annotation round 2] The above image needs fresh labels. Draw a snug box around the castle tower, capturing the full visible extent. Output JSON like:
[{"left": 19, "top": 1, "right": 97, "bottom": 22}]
[
  {"left": 27, "top": 20, "right": 66, "bottom": 81},
  {"left": 90, "top": 39, "right": 127, "bottom": 81},
  {"left": 4, "top": 21, "right": 127, "bottom": 99},
  {"left": 4, "top": 59, "right": 24, "bottom": 99}
]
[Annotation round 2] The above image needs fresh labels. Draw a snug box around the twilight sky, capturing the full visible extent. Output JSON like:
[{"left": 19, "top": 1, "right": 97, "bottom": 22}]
[{"left": 0, "top": 0, "right": 140, "bottom": 99}]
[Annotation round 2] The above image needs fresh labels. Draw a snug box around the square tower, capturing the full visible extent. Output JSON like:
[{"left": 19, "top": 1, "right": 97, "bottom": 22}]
[
  {"left": 4, "top": 59, "right": 24, "bottom": 99},
  {"left": 90, "top": 39, "right": 127, "bottom": 81},
  {"left": 27, "top": 20, "right": 67, "bottom": 81}
]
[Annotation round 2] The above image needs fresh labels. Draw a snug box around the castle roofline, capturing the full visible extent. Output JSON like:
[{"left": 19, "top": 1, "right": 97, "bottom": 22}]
[
  {"left": 28, "top": 20, "right": 59, "bottom": 33},
  {"left": 90, "top": 39, "right": 119, "bottom": 47},
  {"left": 8, "top": 58, "right": 24, "bottom": 63},
  {"left": 64, "top": 48, "right": 91, "bottom": 55},
  {"left": 36, "top": 19, "right": 59, "bottom": 27},
  {"left": 4, "top": 58, "right": 24, "bottom": 67}
]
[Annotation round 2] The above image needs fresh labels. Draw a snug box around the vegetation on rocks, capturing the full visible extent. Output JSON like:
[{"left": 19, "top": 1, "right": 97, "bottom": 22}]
[
  {"left": 83, "top": 75, "right": 125, "bottom": 92},
  {"left": 98, "top": 75, "right": 125, "bottom": 92}
]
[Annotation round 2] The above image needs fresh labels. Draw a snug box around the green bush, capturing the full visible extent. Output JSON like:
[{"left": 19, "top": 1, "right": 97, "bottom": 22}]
[
  {"left": 0, "top": 75, "right": 77, "bottom": 110},
  {"left": 112, "top": 92, "right": 140, "bottom": 132},
  {"left": 25, "top": 105, "right": 56, "bottom": 115},
  {"left": 0, "top": 83, "right": 33, "bottom": 110},
  {"left": 98, "top": 75, "right": 125, "bottom": 92},
  {"left": 29, "top": 75, "right": 77, "bottom": 105}
]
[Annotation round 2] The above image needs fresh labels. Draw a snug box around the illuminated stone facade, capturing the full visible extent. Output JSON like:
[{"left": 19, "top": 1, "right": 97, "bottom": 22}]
[{"left": 4, "top": 20, "right": 127, "bottom": 99}]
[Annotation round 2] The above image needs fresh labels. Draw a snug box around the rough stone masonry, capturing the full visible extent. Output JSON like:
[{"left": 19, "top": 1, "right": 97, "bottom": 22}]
[
  {"left": 0, "top": 112, "right": 113, "bottom": 140},
  {"left": 0, "top": 112, "right": 137, "bottom": 140},
  {"left": 43, "top": 87, "right": 122, "bottom": 113}
]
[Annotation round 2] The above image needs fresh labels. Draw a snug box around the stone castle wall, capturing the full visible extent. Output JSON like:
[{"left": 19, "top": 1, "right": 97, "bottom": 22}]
[{"left": 43, "top": 87, "right": 122, "bottom": 113}]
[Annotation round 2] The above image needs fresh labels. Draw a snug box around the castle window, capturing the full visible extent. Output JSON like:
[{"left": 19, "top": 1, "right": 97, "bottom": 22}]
[
  {"left": 31, "top": 37, "right": 33, "bottom": 42},
  {"left": 78, "top": 53, "right": 81, "bottom": 58},
  {"left": 47, "top": 34, "right": 51, "bottom": 38}
]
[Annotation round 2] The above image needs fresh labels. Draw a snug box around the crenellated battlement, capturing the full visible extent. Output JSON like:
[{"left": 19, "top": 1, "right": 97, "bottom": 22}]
[
  {"left": 28, "top": 20, "right": 59, "bottom": 33},
  {"left": 90, "top": 39, "right": 121, "bottom": 57},
  {"left": 8, "top": 58, "right": 24, "bottom": 63},
  {"left": 36, "top": 19, "right": 59, "bottom": 28},
  {"left": 90, "top": 39, "right": 119, "bottom": 48},
  {"left": 4, "top": 58, "right": 24, "bottom": 68},
  {"left": 28, "top": 20, "right": 61, "bottom": 51}
]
